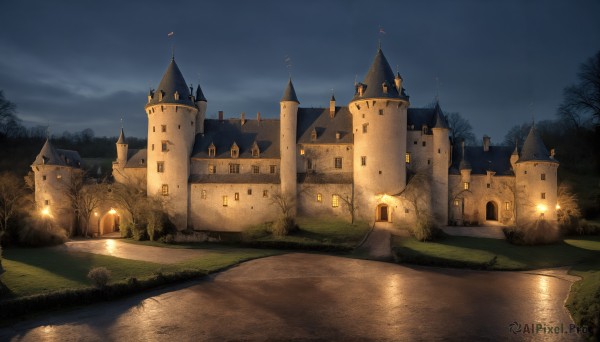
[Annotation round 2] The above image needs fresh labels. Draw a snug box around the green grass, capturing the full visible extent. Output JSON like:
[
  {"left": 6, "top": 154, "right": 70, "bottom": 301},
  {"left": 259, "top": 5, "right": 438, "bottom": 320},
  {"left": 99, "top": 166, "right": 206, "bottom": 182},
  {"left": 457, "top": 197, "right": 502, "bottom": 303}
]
[
  {"left": 566, "top": 258, "right": 600, "bottom": 337},
  {"left": 392, "top": 235, "right": 600, "bottom": 270},
  {"left": 0, "top": 246, "right": 276, "bottom": 299}
]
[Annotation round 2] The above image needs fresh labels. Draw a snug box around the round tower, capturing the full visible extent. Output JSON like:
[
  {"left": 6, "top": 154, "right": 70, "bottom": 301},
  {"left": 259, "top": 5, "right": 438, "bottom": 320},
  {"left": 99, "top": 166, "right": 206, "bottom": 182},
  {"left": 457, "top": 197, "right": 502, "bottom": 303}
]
[
  {"left": 431, "top": 102, "right": 450, "bottom": 225},
  {"left": 194, "top": 85, "right": 207, "bottom": 134},
  {"left": 116, "top": 128, "right": 128, "bottom": 167},
  {"left": 349, "top": 48, "right": 409, "bottom": 221},
  {"left": 145, "top": 57, "right": 199, "bottom": 229},
  {"left": 279, "top": 78, "right": 299, "bottom": 215},
  {"left": 514, "top": 125, "right": 559, "bottom": 223}
]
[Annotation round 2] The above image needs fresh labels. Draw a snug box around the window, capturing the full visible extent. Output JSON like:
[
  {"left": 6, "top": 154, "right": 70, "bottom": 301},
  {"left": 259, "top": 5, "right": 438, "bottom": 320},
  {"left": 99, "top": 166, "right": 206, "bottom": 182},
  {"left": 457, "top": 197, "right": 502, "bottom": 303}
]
[
  {"left": 229, "top": 164, "right": 240, "bottom": 174},
  {"left": 56, "top": 174, "right": 62, "bottom": 180},
  {"left": 332, "top": 194, "right": 340, "bottom": 208},
  {"left": 153, "top": 126, "right": 155, "bottom": 132},
  {"left": 505, "top": 202, "right": 510, "bottom": 211},
  {"left": 463, "top": 182, "right": 470, "bottom": 190},
  {"left": 362, "top": 124, "right": 368, "bottom": 133},
  {"left": 405, "top": 153, "right": 411, "bottom": 163},
  {"left": 300, "top": 148, "right": 305, "bottom": 155},
  {"left": 157, "top": 161, "right": 164, "bottom": 173},
  {"left": 247, "top": 189, "right": 252, "bottom": 195},
  {"left": 161, "top": 125, "right": 166, "bottom": 133},
  {"left": 44, "top": 200, "right": 50, "bottom": 205},
  {"left": 438, "top": 148, "right": 441, "bottom": 153},
  {"left": 174, "top": 91, "right": 180, "bottom": 100},
  {"left": 209, "top": 164, "right": 216, "bottom": 174},
  {"left": 270, "top": 165, "right": 276, "bottom": 174},
  {"left": 453, "top": 199, "right": 460, "bottom": 206},
  {"left": 361, "top": 156, "right": 367, "bottom": 166},
  {"left": 524, "top": 170, "right": 527, "bottom": 175},
  {"left": 422, "top": 141, "right": 426, "bottom": 147},
  {"left": 541, "top": 173, "right": 546, "bottom": 180},
  {"left": 161, "top": 184, "right": 169, "bottom": 196},
  {"left": 317, "top": 193, "right": 322, "bottom": 202},
  {"left": 486, "top": 183, "right": 491, "bottom": 188},
  {"left": 378, "top": 109, "right": 384, "bottom": 115},
  {"left": 404, "top": 208, "right": 409, "bottom": 213},
  {"left": 152, "top": 144, "right": 155, "bottom": 151},
  {"left": 307, "top": 159, "right": 313, "bottom": 170},
  {"left": 161, "top": 141, "right": 168, "bottom": 152},
  {"left": 252, "top": 165, "right": 260, "bottom": 174},
  {"left": 201, "top": 190, "right": 207, "bottom": 199},
  {"left": 263, "top": 190, "right": 268, "bottom": 198},
  {"left": 140, "top": 159, "right": 145, "bottom": 165},
  {"left": 311, "top": 129, "right": 317, "bottom": 141},
  {"left": 252, "top": 148, "right": 259, "bottom": 157},
  {"left": 541, "top": 192, "right": 546, "bottom": 199},
  {"left": 427, "top": 159, "right": 431, "bottom": 165},
  {"left": 334, "top": 157, "right": 342, "bottom": 169},
  {"left": 362, "top": 113, "right": 365, "bottom": 118},
  {"left": 222, "top": 196, "right": 228, "bottom": 207},
  {"left": 230, "top": 143, "right": 239, "bottom": 158},
  {"left": 42, "top": 175, "right": 47, "bottom": 181},
  {"left": 234, "top": 192, "right": 239, "bottom": 201},
  {"left": 208, "top": 144, "right": 216, "bottom": 157},
  {"left": 414, "top": 141, "right": 417, "bottom": 145}
]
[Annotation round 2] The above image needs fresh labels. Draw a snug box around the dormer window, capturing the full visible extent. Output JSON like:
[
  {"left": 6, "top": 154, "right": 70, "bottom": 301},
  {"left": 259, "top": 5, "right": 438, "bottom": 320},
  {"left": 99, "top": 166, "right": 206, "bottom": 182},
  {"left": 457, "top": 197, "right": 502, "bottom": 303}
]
[
  {"left": 382, "top": 82, "right": 388, "bottom": 94},
  {"left": 335, "top": 132, "right": 341, "bottom": 140},
  {"left": 422, "top": 125, "right": 428, "bottom": 135},
  {"left": 174, "top": 91, "right": 180, "bottom": 101},
  {"left": 357, "top": 83, "right": 365, "bottom": 96},
  {"left": 251, "top": 142, "right": 260, "bottom": 158},
  {"left": 208, "top": 143, "right": 216, "bottom": 157},
  {"left": 311, "top": 128, "right": 317, "bottom": 141},
  {"left": 158, "top": 91, "right": 164, "bottom": 101},
  {"left": 230, "top": 142, "right": 239, "bottom": 158}
]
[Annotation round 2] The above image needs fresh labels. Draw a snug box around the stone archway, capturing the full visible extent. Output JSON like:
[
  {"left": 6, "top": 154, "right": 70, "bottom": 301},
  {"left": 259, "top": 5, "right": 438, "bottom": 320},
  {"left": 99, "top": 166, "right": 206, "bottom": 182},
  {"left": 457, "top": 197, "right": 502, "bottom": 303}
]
[
  {"left": 99, "top": 210, "right": 121, "bottom": 235},
  {"left": 486, "top": 201, "right": 498, "bottom": 221},
  {"left": 376, "top": 204, "right": 390, "bottom": 222}
]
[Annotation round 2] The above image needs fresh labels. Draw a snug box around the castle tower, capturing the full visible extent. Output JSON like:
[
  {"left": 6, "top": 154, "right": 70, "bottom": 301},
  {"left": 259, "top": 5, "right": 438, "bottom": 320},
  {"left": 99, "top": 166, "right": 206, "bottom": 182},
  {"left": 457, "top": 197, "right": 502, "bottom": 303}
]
[
  {"left": 145, "top": 57, "right": 199, "bottom": 229},
  {"left": 116, "top": 128, "right": 128, "bottom": 167},
  {"left": 514, "top": 125, "right": 559, "bottom": 223},
  {"left": 349, "top": 48, "right": 410, "bottom": 221},
  {"left": 431, "top": 102, "right": 450, "bottom": 225},
  {"left": 279, "top": 78, "right": 299, "bottom": 215},
  {"left": 194, "top": 85, "right": 207, "bottom": 134}
]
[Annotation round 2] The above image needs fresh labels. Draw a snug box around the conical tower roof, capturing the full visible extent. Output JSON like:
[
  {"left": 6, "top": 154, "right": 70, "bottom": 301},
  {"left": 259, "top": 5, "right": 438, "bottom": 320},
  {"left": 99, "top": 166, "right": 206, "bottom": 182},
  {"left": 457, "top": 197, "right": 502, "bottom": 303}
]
[
  {"left": 147, "top": 58, "right": 194, "bottom": 107},
  {"left": 281, "top": 78, "right": 299, "bottom": 103},
  {"left": 32, "top": 139, "right": 65, "bottom": 166},
  {"left": 195, "top": 84, "right": 207, "bottom": 102},
  {"left": 517, "top": 125, "right": 557, "bottom": 163},
  {"left": 432, "top": 101, "right": 449, "bottom": 129},
  {"left": 116, "top": 128, "right": 126, "bottom": 144},
  {"left": 353, "top": 48, "right": 407, "bottom": 101}
]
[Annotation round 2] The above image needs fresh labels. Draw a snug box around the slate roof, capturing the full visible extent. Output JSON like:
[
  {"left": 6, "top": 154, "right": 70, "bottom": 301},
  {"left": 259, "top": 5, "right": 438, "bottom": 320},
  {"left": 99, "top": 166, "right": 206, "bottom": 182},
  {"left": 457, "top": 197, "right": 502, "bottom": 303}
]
[
  {"left": 147, "top": 58, "right": 194, "bottom": 107},
  {"left": 281, "top": 78, "right": 299, "bottom": 103},
  {"left": 190, "top": 174, "right": 280, "bottom": 184},
  {"left": 192, "top": 119, "right": 280, "bottom": 159},
  {"left": 432, "top": 102, "right": 449, "bottom": 129},
  {"left": 116, "top": 128, "right": 126, "bottom": 144},
  {"left": 352, "top": 48, "right": 408, "bottom": 101},
  {"left": 125, "top": 149, "right": 147, "bottom": 168},
  {"left": 450, "top": 145, "right": 514, "bottom": 175},
  {"left": 32, "top": 139, "right": 82, "bottom": 168},
  {"left": 297, "top": 107, "right": 353, "bottom": 144},
  {"left": 195, "top": 84, "right": 207, "bottom": 102},
  {"left": 517, "top": 125, "right": 557, "bottom": 163},
  {"left": 407, "top": 108, "right": 439, "bottom": 131}
]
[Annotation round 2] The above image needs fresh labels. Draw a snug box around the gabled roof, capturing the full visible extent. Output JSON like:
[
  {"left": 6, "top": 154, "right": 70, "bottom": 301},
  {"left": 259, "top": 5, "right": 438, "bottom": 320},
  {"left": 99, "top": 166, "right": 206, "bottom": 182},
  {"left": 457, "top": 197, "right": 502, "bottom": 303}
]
[
  {"left": 450, "top": 145, "right": 514, "bottom": 175},
  {"left": 281, "top": 78, "right": 299, "bottom": 103},
  {"left": 124, "top": 149, "right": 147, "bottom": 168},
  {"left": 147, "top": 58, "right": 194, "bottom": 107},
  {"left": 32, "top": 139, "right": 82, "bottom": 168},
  {"left": 116, "top": 128, "right": 126, "bottom": 144},
  {"left": 192, "top": 119, "right": 280, "bottom": 159},
  {"left": 517, "top": 125, "right": 557, "bottom": 163},
  {"left": 352, "top": 48, "right": 408, "bottom": 101},
  {"left": 297, "top": 107, "right": 353, "bottom": 144}
]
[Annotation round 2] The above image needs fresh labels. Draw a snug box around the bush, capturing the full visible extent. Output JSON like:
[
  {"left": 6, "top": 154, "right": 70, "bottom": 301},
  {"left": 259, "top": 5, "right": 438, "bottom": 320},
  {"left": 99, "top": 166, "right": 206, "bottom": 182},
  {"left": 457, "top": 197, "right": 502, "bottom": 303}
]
[
  {"left": 131, "top": 223, "right": 148, "bottom": 241},
  {"left": 119, "top": 222, "right": 133, "bottom": 238},
  {"left": 18, "top": 216, "right": 67, "bottom": 247},
  {"left": 0, "top": 244, "right": 4, "bottom": 274},
  {"left": 145, "top": 210, "right": 176, "bottom": 241},
  {"left": 410, "top": 217, "right": 443, "bottom": 241},
  {"left": 272, "top": 216, "right": 297, "bottom": 237},
  {"left": 504, "top": 219, "right": 561, "bottom": 245},
  {"left": 87, "top": 267, "right": 111, "bottom": 288}
]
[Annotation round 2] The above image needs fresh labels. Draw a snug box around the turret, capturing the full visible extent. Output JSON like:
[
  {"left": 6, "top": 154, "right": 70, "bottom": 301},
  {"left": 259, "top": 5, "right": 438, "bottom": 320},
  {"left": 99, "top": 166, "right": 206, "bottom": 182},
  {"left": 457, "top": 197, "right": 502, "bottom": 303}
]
[
  {"left": 349, "top": 47, "right": 410, "bottom": 222},
  {"left": 510, "top": 141, "right": 519, "bottom": 170},
  {"left": 329, "top": 94, "right": 336, "bottom": 118},
  {"left": 431, "top": 101, "right": 450, "bottom": 224},
  {"left": 279, "top": 78, "right": 299, "bottom": 215},
  {"left": 116, "top": 128, "right": 128, "bottom": 167},
  {"left": 195, "top": 84, "right": 207, "bottom": 134},
  {"left": 514, "top": 125, "right": 559, "bottom": 223},
  {"left": 145, "top": 57, "right": 199, "bottom": 229}
]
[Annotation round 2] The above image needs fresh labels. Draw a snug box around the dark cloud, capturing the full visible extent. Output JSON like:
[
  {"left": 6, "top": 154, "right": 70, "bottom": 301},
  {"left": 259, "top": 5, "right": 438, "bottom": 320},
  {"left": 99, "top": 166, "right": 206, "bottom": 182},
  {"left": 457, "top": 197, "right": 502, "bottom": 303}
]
[{"left": 0, "top": 0, "right": 599, "bottom": 141}]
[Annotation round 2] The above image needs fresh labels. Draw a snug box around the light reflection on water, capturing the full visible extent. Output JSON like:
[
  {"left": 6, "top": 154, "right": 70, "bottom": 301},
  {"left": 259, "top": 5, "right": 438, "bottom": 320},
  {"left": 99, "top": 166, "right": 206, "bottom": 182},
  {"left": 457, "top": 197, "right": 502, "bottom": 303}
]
[{"left": 105, "top": 239, "right": 116, "bottom": 255}]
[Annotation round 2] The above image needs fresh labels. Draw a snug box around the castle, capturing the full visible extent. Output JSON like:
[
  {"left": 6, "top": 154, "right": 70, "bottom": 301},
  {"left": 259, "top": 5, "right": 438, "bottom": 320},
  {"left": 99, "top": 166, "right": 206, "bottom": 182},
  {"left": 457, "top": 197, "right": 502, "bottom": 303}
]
[{"left": 32, "top": 47, "right": 559, "bottom": 234}]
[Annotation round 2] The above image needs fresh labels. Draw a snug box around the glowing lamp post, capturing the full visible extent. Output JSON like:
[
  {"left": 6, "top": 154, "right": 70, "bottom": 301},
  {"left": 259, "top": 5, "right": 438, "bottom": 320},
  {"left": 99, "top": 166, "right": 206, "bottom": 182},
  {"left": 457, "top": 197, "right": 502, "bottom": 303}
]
[
  {"left": 109, "top": 208, "right": 117, "bottom": 215},
  {"left": 536, "top": 204, "right": 547, "bottom": 219},
  {"left": 41, "top": 207, "right": 50, "bottom": 217}
]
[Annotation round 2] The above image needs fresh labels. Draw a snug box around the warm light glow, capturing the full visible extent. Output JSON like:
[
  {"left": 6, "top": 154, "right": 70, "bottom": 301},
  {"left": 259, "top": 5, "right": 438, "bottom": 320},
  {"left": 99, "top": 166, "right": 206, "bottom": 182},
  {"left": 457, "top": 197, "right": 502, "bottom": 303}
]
[
  {"left": 109, "top": 208, "right": 117, "bottom": 215},
  {"left": 94, "top": 212, "right": 99, "bottom": 217},
  {"left": 41, "top": 207, "right": 50, "bottom": 216},
  {"left": 536, "top": 204, "right": 548, "bottom": 213},
  {"left": 105, "top": 239, "right": 116, "bottom": 255},
  {"left": 556, "top": 204, "right": 561, "bottom": 210}
]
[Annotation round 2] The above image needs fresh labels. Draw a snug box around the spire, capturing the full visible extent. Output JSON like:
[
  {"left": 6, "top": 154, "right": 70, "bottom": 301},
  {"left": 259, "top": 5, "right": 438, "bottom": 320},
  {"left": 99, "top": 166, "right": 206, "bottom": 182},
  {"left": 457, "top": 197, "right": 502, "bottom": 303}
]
[
  {"left": 459, "top": 141, "right": 471, "bottom": 170},
  {"left": 147, "top": 58, "right": 194, "bottom": 107},
  {"left": 432, "top": 101, "right": 449, "bottom": 129},
  {"left": 512, "top": 139, "right": 519, "bottom": 156},
  {"left": 116, "top": 128, "right": 126, "bottom": 144},
  {"left": 353, "top": 48, "right": 407, "bottom": 100},
  {"left": 518, "top": 125, "right": 557, "bottom": 163},
  {"left": 32, "top": 138, "right": 65, "bottom": 166},
  {"left": 195, "top": 84, "right": 207, "bottom": 102},
  {"left": 281, "top": 78, "right": 299, "bottom": 103}
]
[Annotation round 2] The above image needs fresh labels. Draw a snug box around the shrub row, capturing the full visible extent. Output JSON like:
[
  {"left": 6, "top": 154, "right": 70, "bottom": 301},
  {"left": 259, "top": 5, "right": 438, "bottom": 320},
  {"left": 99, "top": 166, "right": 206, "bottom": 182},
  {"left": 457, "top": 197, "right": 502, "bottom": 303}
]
[
  {"left": 392, "top": 246, "right": 502, "bottom": 270},
  {"left": 213, "top": 239, "right": 354, "bottom": 253}
]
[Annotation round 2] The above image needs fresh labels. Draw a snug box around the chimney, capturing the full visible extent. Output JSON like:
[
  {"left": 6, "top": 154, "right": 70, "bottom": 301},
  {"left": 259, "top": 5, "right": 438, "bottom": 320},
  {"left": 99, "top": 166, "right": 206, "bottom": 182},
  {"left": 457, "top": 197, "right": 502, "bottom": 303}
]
[
  {"left": 257, "top": 112, "right": 261, "bottom": 124},
  {"left": 218, "top": 110, "right": 224, "bottom": 121},
  {"left": 483, "top": 135, "right": 491, "bottom": 152},
  {"left": 329, "top": 95, "right": 336, "bottom": 118},
  {"left": 241, "top": 112, "right": 246, "bottom": 126}
]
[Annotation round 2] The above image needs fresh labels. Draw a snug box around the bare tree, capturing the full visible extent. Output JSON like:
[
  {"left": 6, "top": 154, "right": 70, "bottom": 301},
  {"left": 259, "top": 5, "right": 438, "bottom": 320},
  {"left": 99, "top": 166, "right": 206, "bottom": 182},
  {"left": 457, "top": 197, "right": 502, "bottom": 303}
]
[
  {"left": 446, "top": 112, "right": 476, "bottom": 145},
  {"left": 399, "top": 167, "right": 437, "bottom": 240},
  {"left": 110, "top": 180, "right": 147, "bottom": 226},
  {"left": 558, "top": 50, "right": 600, "bottom": 128},
  {"left": 0, "top": 172, "right": 28, "bottom": 235},
  {"left": 556, "top": 184, "right": 581, "bottom": 230},
  {"left": 336, "top": 183, "right": 358, "bottom": 224},
  {"left": 0, "top": 90, "right": 22, "bottom": 139},
  {"left": 78, "top": 183, "right": 106, "bottom": 237}
]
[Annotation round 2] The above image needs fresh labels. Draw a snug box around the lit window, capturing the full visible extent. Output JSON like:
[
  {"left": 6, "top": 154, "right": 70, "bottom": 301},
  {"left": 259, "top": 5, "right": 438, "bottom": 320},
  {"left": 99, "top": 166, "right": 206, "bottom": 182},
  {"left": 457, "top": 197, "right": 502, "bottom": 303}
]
[
  {"left": 161, "top": 184, "right": 169, "bottom": 196},
  {"left": 300, "top": 148, "right": 305, "bottom": 155},
  {"left": 229, "top": 164, "right": 240, "bottom": 174},
  {"left": 362, "top": 124, "right": 368, "bottom": 133},
  {"left": 541, "top": 192, "right": 546, "bottom": 199},
  {"left": 161, "top": 125, "right": 166, "bottom": 132},
  {"left": 208, "top": 143, "right": 216, "bottom": 157},
  {"left": 270, "top": 165, "right": 276, "bottom": 174},
  {"left": 317, "top": 193, "right": 322, "bottom": 202},
  {"left": 378, "top": 109, "right": 384, "bottom": 115},
  {"left": 263, "top": 190, "right": 268, "bottom": 198},
  {"left": 201, "top": 190, "right": 207, "bottom": 199},
  {"left": 209, "top": 164, "right": 216, "bottom": 174},
  {"left": 161, "top": 141, "right": 168, "bottom": 152},
  {"left": 332, "top": 194, "right": 340, "bottom": 208},
  {"left": 311, "top": 129, "right": 317, "bottom": 141},
  {"left": 157, "top": 161, "right": 164, "bottom": 173},
  {"left": 361, "top": 156, "right": 366, "bottom": 166},
  {"left": 223, "top": 196, "right": 228, "bottom": 207},
  {"left": 505, "top": 202, "right": 510, "bottom": 210},
  {"left": 463, "top": 182, "right": 470, "bottom": 190},
  {"left": 174, "top": 91, "right": 180, "bottom": 100},
  {"left": 56, "top": 174, "right": 62, "bottom": 180},
  {"left": 453, "top": 199, "right": 460, "bottom": 206},
  {"left": 252, "top": 165, "right": 260, "bottom": 174},
  {"left": 235, "top": 192, "right": 239, "bottom": 201},
  {"left": 248, "top": 189, "right": 252, "bottom": 195},
  {"left": 334, "top": 157, "right": 342, "bottom": 169},
  {"left": 541, "top": 173, "right": 546, "bottom": 181},
  {"left": 405, "top": 153, "right": 411, "bottom": 163}
]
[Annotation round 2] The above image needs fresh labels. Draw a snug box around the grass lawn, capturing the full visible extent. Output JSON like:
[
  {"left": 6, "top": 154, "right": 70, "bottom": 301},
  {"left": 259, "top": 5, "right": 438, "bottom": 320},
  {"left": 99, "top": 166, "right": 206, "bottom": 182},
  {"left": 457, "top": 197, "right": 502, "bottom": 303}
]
[{"left": 0, "top": 246, "right": 277, "bottom": 299}]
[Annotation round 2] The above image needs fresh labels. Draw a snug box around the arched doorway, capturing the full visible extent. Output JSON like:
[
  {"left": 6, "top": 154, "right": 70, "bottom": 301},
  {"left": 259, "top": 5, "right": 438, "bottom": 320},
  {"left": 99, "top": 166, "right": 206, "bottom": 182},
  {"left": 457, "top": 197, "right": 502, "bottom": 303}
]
[
  {"left": 376, "top": 204, "right": 389, "bottom": 222},
  {"left": 486, "top": 201, "right": 498, "bottom": 221},
  {"left": 99, "top": 210, "right": 120, "bottom": 235}
]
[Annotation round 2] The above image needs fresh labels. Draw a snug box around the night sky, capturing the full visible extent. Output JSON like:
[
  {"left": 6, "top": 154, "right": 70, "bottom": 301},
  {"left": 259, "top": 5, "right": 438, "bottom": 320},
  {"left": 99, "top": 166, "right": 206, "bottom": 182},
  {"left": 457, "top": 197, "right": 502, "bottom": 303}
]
[{"left": 1, "top": 0, "right": 599, "bottom": 142}]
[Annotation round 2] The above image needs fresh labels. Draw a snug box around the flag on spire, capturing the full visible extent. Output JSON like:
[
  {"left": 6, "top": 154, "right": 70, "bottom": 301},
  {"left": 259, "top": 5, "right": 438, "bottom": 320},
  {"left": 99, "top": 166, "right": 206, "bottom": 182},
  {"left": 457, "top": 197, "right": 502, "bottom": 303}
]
[{"left": 167, "top": 31, "right": 174, "bottom": 37}]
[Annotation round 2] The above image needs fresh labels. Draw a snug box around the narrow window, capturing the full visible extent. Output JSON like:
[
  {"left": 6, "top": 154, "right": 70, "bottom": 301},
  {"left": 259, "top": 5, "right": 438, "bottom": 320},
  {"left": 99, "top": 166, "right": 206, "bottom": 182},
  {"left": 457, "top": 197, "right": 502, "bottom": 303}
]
[
  {"left": 234, "top": 192, "right": 239, "bottom": 201},
  {"left": 378, "top": 109, "right": 384, "bottom": 115},
  {"left": 153, "top": 126, "right": 155, "bottom": 133},
  {"left": 541, "top": 173, "right": 546, "bottom": 181},
  {"left": 252, "top": 165, "right": 260, "bottom": 174},
  {"left": 208, "top": 144, "right": 216, "bottom": 157},
  {"left": 300, "top": 148, "right": 305, "bottom": 155},
  {"left": 157, "top": 161, "right": 164, "bottom": 173},
  {"left": 307, "top": 159, "right": 313, "bottom": 170},
  {"left": 161, "top": 125, "right": 166, "bottom": 133},
  {"left": 427, "top": 159, "right": 431, "bottom": 165},
  {"left": 161, "top": 141, "right": 168, "bottom": 152},
  {"left": 269, "top": 165, "right": 276, "bottom": 174},
  {"left": 362, "top": 124, "right": 368, "bottom": 133},
  {"left": 405, "top": 153, "right": 411, "bottom": 163},
  {"left": 42, "top": 175, "right": 47, "bottom": 181},
  {"left": 152, "top": 144, "right": 155, "bottom": 151},
  {"left": 201, "top": 190, "right": 207, "bottom": 199},
  {"left": 247, "top": 189, "right": 252, "bottom": 195},
  {"left": 463, "top": 182, "right": 470, "bottom": 190},
  {"left": 361, "top": 156, "right": 366, "bottom": 166},
  {"left": 414, "top": 141, "right": 417, "bottom": 145},
  {"left": 317, "top": 193, "right": 322, "bottom": 202},
  {"left": 438, "top": 148, "right": 441, "bottom": 153},
  {"left": 263, "top": 190, "right": 268, "bottom": 198},
  {"left": 56, "top": 174, "right": 62, "bottom": 180},
  {"left": 45, "top": 200, "right": 49, "bottom": 205},
  {"left": 229, "top": 164, "right": 240, "bottom": 174},
  {"left": 422, "top": 141, "right": 426, "bottom": 147},
  {"left": 178, "top": 125, "right": 181, "bottom": 129},
  {"left": 332, "top": 194, "right": 340, "bottom": 208},
  {"left": 524, "top": 170, "right": 527, "bottom": 175},
  {"left": 334, "top": 157, "right": 342, "bottom": 169},
  {"left": 222, "top": 196, "right": 228, "bottom": 207},
  {"left": 161, "top": 184, "right": 169, "bottom": 196},
  {"left": 541, "top": 192, "right": 546, "bottom": 199},
  {"left": 486, "top": 183, "right": 491, "bottom": 188},
  {"left": 453, "top": 199, "right": 460, "bottom": 206},
  {"left": 404, "top": 208, "right": 409, "bottom": 213},
  {"left": 505, "top": 202, "right": 510, "bottom": 210},
  {"left": 209, "top": 164, "right": 216, "bottom": 174}
]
